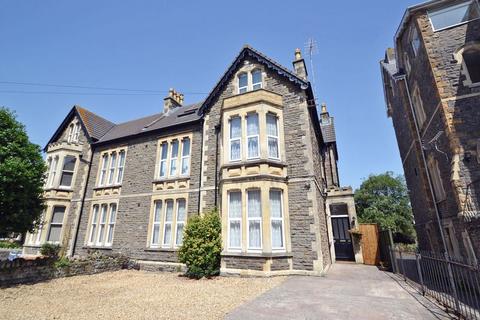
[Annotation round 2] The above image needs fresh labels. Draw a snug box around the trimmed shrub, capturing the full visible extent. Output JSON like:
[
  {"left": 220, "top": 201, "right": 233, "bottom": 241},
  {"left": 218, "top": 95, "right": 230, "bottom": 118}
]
[
  {"left": 54, "top": 256, "right": 71, "bottom": 269},
  {"left": 40, "top": 243, "right": 60, "bottom": 258},
  {"left": 178, "top": 210, "right": 222, "bottom": 279},
  {"left": 0, "top": 240, "right": 21, "bottom": 249}
]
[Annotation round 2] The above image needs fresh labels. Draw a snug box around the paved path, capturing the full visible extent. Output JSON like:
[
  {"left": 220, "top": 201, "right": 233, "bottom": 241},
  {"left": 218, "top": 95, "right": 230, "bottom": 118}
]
[{"left": 226, "top": 263, "right": 452, "bottom": 320}]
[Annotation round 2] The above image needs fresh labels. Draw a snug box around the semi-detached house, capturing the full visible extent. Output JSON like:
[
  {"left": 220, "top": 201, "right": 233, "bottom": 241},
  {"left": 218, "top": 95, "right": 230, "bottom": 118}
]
[{"left": 24, "top": 45, "right": 361, "bottom": 275}]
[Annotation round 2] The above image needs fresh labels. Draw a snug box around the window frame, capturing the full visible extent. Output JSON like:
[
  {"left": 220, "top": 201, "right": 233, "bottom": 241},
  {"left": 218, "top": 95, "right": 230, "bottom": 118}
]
[
  {"left": 107, "top": 152, "right": 117, "bottom": 186},
  {"left": 98, "top": 153, "right": 109, "bottom": 187},
  {"left": 227, "top": 191, "right": 242, "bottom": 251},
  {"left": 116, "top": 150, "right": 126, "bottom": 184},
  {"left": 159, "top": 142, "right": 169, "bottom": 178},
  {"left": 151, "top": 200, "right": 163, "bottom": 247},
  {"left": 229, "top": 116, "right": 242, "bottom": 162},
  {"left": 169, "top": 140, "right": 179, "bottom": 176},
  {"left": 238, "top": 72, "right": 248, "bottom": 94},
  {"left": 410, "top": 27, "right": 421, "bottom": 57},
  {"left": 96, "top": 204, "right": 108, "bottom": 246},
  {"left": 180, "top": 138, "right": 191, "bottom": 176},
  {"left": 174, "top": 199, "right": 186, "bottom": 247},
  {"left": 412, "top": 86, "right": 427, "bottom": 129},
  {"left": 162, "top": 200, "right": 174, "bottom": 247},
  {"left": 88, "top": 205, "right": 99, "bottom": 245},
  {"left": 246, "top": 113, "right": 260, "bottom": 160},
  {"left": 246, "top": 189, "right": 262, "bottom": 252},
  {"left": 428, "top": 0, "right": 480, "bottom": 32},
  {"left": 428, "top": 157, "right": 446, "bottom": 203},
  {"left": 266, "top": 113, "right": 280, "bottom": 160},
  {"left": 46, "top": 206, "right": 66, "bottom": 244},
  {"left": 59, "top": 155, "right": 77, "bottom": 188},
  {"left": 252, "top": 69, "right": 263, "bottom": 90},
  {"left": 269, "top": 189, "right": 285, "bottom": 251},
  {"left": 47, "top": 156, "right": 59, "bottom": 188}
]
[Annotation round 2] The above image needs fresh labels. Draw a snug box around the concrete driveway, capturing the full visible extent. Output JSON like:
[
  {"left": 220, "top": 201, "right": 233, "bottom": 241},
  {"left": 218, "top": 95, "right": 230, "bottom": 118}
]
[{"left": 226, "top": 263, "right": 452, "bottom": 320}]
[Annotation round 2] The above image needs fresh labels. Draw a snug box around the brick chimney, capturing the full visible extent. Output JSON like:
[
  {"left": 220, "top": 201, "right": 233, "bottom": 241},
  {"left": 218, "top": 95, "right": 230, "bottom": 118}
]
[
  {"left": 292, "top": 48, "right": 308, "bottom": 80},
  {"left": 164, "top": 88, "right": 184, "bottom": 113}
]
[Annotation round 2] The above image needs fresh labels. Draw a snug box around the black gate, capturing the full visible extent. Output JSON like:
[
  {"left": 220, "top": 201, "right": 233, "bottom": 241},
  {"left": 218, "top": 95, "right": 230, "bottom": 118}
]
[{"left": 332, "top": 216, "right": 355, "bottom": 261}]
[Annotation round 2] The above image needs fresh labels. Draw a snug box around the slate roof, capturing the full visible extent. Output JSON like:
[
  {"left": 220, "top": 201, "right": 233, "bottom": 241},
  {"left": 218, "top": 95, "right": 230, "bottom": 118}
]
[
  {"left": 320, "top": 117, "right": 336, "bottom": 143},
  {"left": 97, "top": 102, "right": 202, "bottom": 144},
  {"left": 75, "top": 106, "right": 115, "bottom": 141}
]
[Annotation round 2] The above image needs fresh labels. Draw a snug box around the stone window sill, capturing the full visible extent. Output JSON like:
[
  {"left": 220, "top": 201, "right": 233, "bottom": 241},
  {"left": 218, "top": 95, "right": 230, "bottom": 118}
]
[
  {"left": 144, "top": 247, "right": 178, "bottom": 252},
  {"left": 93, "top": 185, "right": 122, "bottom": 191},
  {"left": 222, "top": 159, "right": 287, "bottom": 170},
  {"left": 152, "top": 176, "right": 190, "bottom": 183},
  {"left": 221, "top": 251, "right": 292, "bottom": 258}
]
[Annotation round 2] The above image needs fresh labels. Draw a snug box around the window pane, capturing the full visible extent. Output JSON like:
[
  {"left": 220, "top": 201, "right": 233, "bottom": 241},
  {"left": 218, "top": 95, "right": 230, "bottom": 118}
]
[
  {"left": 248, "top": 137, "right": 259, "bottom": 158},
  {"left": 177, "top": 199, "right": 186, "bottom": 222},
  {"left": 230, "top": 117, "right": 241, "bottom": 138},
  {"left": 163, "top": 224, "right": 172, "bottom": 245},
  {"left": 429, "top": 1, "right": 480, "bottom": 31},
  {"left": 154, "top": 201, "right": 162, "bottom": 222},
  {"left": 107, "top": 225, "right": 114, "bottom": 244},
  {"left": 248, "top": 221, "right": 261, "bottom": 248},
  {"left": 230, "top": 139, "right": 241, "bottom": 161},
  {"left": 252, "top": 70, "right": 262, "bottom": 85},
  {"left": 229, "top": 192, "right": 242, "bottom": 218},
  {"left": 47, "top": 225, "right": 62, "bottom": 242},
  {"left": 266, "top": 114, "right": 278, "bottom": 136},
  {"left": 51, "top": 207, "right": 65, "bottom": 223},
  {"left": 63, "top": 156, "right": 76, "bottom": 171},
  {"left": 161, "top": 143, "right": 169, "bottom": 160},
  {"left": 170, "top": 141, "right": 179, "bottom": 176},
  {"left": 268, "top": 137, "right": 279, "bottom": 158},
  {"left": 229, "top": 221, "right": 241, "bottom": 247},
  {"left": 239, "top": 73, "right": 248, "bottom": 88},
  {"left": 271, "top": 220, "right": 284, "bottom": 248},
  {"left": 100, "top": 205, "right": 108, "bottom": 223},
  {"left": 160, "top": 161, "right": 167, "bottom": 177},
  {"left": 181, "top": 158, "right": 189, "bottom": 175},
  {"left": 182, "top": 138, "right": 190, "bottom": 157},
  {"left": 109, "top": 204, "right": 117, "bottom": 223},
  {"left": 175, "top": 224, "right": 184, "bottom": 246},
  {"left": 270, "top": 190, "right": 282, "bottom": 218},
  {"left": 152, "top": 225, "right": 160, "bottom": 244},
  {"left": 165, "top": 201, "right": 174, "bottom": 221},
  {"left": 247, "top": 190, "right": 261, "bottom": 218},
  {"left": 60, "top": 172, "right": 73, "bottom": 187},
  {"left": 247, "top": 114, "right": 259, "bottom": 135}
]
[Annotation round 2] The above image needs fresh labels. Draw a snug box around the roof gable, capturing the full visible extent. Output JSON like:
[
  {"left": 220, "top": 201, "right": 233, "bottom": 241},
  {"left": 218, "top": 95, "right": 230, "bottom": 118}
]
[
  {"left": 199, "top": 45, "right": 310, "bottom": 114},
  {"left": 45, "top": 105, "right": 115, "bottom": 150}
]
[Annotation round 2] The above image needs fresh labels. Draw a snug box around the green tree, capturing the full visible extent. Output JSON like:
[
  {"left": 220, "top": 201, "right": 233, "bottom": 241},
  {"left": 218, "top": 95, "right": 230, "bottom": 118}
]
[
  {"left": 355, "top": 172, "right": 415, "bottom": 240},
  {"left": 0, "top": 107, "right": 45, "bottom": 236}
]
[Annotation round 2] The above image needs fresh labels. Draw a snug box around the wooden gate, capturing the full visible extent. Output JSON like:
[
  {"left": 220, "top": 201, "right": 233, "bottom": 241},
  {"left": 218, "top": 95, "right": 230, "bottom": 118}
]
[{"left": 359, "top": 223, "right": 380, "bottom": 265}]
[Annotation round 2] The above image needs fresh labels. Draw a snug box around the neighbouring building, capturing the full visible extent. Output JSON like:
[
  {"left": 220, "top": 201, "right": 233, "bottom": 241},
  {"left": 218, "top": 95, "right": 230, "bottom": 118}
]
[
  {"left": 381, "top": 0, "right": 480, "bottom": 264},
  {"left": 24, "top": 45, "right": 361, "bottom": 275}
]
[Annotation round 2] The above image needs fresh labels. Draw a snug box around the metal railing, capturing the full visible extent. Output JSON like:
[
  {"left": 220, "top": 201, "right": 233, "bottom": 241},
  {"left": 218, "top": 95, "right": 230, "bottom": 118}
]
[{"left": 391, "top": 248, "right": 480, "bottom": 319}]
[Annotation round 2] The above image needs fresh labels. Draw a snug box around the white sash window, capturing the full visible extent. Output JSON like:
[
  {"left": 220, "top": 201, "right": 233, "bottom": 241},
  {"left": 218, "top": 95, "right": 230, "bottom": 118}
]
[
  {"left": 107, "top": 152, "right": 117, "bottom": 185},
  {"left": 163, "top": 200, "right": 174, "bottom": 246},
  {"left": 151, "top": 201, "right": 162, "bottom": 246},
  {"left": 175, "top": 199, "right": 186, "bottom": 246},
  {"left": 247, "top": 190, "right": 262, "bottom": 250},
  {"left": 169, "top": 140, "right": 179, "bottom": 176},
  {"left": 228, "top": 191, "right": 242, "bottom": 250},
  {"left": 246, "top": 113, "right": 259, "bottom": 159},
  {"left": 181, "top": 138, "right": 191, "bottom": 176},
  {"left": 270, "top": 190, "right": 285, "bottom": 250},
  {"left": 266, "top": 113, "right": 279, "bottom": 159},
  {"left": 229, "top": 117, "right": 242, "bottom": 161}
]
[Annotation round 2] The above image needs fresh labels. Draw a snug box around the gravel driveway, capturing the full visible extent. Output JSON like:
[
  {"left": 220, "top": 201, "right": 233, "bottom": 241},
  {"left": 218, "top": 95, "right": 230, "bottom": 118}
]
[{"left": 0, "top": 270, "right": 285, "bottom": 320}]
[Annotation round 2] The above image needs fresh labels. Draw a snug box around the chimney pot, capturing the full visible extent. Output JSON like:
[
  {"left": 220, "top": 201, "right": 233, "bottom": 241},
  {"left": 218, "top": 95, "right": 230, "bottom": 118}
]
[
  {"left": 292, "top": 48, "right": 308, "bottom": 79},
  {"left": 295, "top": 48, "right": 302, "bottom": 61}
]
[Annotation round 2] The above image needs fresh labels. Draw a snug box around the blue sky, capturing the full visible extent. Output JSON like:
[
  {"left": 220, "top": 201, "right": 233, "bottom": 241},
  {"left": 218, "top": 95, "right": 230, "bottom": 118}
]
[{"left": 0, "top": 0, "right": 420, "bottom": 189}]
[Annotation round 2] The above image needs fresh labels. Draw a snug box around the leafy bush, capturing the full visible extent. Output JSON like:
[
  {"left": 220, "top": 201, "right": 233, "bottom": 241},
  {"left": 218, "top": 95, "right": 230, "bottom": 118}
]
[
  {"left": 0, "top": 240, "right": 21, "bottom": 249},
  {"left": 178, "top": 210, "right": 222, "bottom": 279},
  {"left": 54, "top": 256, "right": 71, "bottom": 269},
  {"left": 40, "top": 243, "right": 61, "bottom": 258}
]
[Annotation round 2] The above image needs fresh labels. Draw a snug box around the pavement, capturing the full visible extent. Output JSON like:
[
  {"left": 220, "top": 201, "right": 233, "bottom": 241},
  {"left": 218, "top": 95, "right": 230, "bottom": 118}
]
[{"left": 226, "top": 263, "right": 453, "bottom": 320}]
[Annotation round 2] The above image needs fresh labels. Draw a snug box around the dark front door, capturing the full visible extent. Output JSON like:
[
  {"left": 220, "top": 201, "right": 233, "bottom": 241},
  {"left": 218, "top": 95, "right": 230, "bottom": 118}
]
[{"left": 332, "top": 217, "right": 355, "bottom": 261}]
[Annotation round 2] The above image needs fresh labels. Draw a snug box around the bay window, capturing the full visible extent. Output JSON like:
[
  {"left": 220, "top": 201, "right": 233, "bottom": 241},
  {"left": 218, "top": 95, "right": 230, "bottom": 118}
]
[
  {"left": 59, "top": 156, "right": 77, "bottom": 188},
  {"left": 230, "top": 117, "right": 242, "bottom": 161},
  {"left": 246, "top": 113, "right": 259, "bottom": 159},
  {"left": 228, "top": 191, "right": 242, "bottom": 250},
  {"left": 47, "top": 156, "right": 59, "bottom": 187},
  {"left": 247, "top": 189, "right": 262, "bottom": 250}
]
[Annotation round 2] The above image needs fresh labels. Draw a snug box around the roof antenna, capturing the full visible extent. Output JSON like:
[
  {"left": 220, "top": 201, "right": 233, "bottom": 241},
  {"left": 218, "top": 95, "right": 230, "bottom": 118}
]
[{"left": 305, "top": 38, "right": 319, "bottom": 98}]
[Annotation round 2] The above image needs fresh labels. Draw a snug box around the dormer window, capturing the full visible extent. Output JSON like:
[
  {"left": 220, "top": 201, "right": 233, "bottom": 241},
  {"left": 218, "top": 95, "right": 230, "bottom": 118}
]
[
  {"left": 238, "top": 73, "right": 248, "bottom": 94},
  {"left": 252, "top": 70, "right": 263, "bottom": 90},
  {"left": 428, "top": 1, "right": 480, "bottom": 32}
]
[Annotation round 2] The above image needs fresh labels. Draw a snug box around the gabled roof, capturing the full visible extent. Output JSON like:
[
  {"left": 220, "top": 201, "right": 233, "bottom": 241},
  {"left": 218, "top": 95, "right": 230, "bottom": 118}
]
[
  {"left": 45, "top": 105, "right": 115, "bottom": 150},
  {"left": 97, "top": 102, "right": 202, "bottom": 144},
  {"left": 199, "top": 45, "right": 310, "bottom": 114}
]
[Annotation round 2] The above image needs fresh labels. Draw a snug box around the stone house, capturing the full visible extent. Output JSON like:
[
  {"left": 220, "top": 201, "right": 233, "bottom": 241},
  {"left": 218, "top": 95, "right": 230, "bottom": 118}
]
[
  {"left": 24, "top": 45, "right": 360, "bottom": 275},
  {"left": 381, "top": 0, "right": 480, "bottom": 264}
]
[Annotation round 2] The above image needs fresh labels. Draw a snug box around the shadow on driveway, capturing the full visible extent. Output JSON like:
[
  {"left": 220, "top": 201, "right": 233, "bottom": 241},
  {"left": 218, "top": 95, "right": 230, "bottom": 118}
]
[{"left": 226, "top": 263, "right": 453, "bottom": 320}]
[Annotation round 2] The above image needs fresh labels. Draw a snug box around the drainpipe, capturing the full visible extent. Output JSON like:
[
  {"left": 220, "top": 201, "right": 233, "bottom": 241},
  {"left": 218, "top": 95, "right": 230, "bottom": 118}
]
[
  {"left": 197, "top": 119, "right": 204, "bottom": 215},
  {"left": 70, "top": 145, "right": 95, "bottom": 257},
  {"left": 214, "top": 124, "right": 221, "bottom": 208},
  {"left": 394, "top": 73, "right": 460, "bottom": 310}
]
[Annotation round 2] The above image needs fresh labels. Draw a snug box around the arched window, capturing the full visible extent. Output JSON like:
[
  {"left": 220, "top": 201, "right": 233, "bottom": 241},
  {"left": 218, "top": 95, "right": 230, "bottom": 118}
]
[
  {"left": 463, "top": 47, "right": 480, "bottom": 84},
  {"left": 238, "top": 73, "right": 248, "bottom": 94}
]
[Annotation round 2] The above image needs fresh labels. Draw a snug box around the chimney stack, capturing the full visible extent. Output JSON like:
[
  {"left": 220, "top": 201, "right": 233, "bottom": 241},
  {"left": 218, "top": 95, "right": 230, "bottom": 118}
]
[
  {"left": 164, "top": 88, "right": 184, "bottom": 113},
  {"left": 292, "top": 48, "right": 308, "bottom": 80}
]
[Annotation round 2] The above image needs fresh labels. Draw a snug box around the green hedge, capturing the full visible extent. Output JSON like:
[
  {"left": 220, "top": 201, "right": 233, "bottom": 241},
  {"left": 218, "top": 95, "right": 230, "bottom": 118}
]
[{"left": 178, "top": 210, "right": 222, "bottom": 279}]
